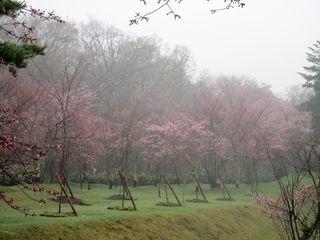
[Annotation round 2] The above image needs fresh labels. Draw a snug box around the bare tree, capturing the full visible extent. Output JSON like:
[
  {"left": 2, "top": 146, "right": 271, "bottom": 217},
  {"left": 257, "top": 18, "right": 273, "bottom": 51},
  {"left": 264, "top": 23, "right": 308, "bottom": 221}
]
[
  {"left": 257, "top": 130, "right": 320, "bottom": 240},
  {"left": 130, "top": 0, "right": 245, "bottom": 25}
]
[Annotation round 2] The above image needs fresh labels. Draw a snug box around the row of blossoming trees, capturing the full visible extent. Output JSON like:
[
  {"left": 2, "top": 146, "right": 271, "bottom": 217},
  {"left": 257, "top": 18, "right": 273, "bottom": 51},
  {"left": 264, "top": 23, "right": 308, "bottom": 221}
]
[
  {"left": 142, "top": 77, "right": 311, "bottom": 189},
  {"left": 0, "top": 18, "right": 310, "bottom": 186},
  {"left": 0, "top": 17, "right": 318, "bottom": 227},
  {"left": 1, "top": 57, "right": 311, "bottom": 186}
]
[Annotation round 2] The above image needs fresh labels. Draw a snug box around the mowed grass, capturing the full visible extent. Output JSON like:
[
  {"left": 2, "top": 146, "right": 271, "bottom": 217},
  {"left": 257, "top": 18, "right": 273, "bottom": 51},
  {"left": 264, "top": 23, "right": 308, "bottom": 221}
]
[{"left": 0, "top": 181, "right": 284, "bottom": 240}]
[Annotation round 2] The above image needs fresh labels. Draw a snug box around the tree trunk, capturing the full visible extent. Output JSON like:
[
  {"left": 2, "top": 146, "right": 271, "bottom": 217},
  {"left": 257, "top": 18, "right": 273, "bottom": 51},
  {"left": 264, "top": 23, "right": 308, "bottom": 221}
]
[{"left": 158, "top": 182, "right": 161, "bottom": 198}]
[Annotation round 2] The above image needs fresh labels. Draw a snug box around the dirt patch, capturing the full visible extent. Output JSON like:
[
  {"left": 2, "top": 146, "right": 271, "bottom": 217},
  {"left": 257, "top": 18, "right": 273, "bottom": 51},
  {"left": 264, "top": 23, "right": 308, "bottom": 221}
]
[
  {"left": 186, "top": 199, "right": 209, "bottom": 203},
  {"left": 106, "top": 194, "right": 137, "bottom": 201},
  {"left": 39, "top": 211, "right": 76, "bottom": 217},
  {"left": 244, "top": 193, "right": 255, "bottom": 197},
  {"left": 107, "top": 206, "right": 136, "bottom": 211},
  {"left": 216, "top": 197, "right": 233, "bottom": 201},
  {"left": 50, "top": 196, "right": 91, "bottom": 206},
  {"left": 155, "top": 202, "right": 181, "bottom": 207}
]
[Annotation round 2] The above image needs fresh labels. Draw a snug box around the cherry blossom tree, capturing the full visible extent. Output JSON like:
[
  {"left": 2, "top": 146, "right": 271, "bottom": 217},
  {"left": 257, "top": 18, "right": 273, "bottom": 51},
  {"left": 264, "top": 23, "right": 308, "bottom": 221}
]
[
  {"left": 0, "top": 72, "right": 61, "bottom": 215},
  {"left": 142, "top": 112, "right": 204, "bottom": 184},
  {"left": 194, "top": 80, "right": 229, "bottom": 188},
  {"left": 255, "top": 119, "right": 320, "bottom": 240}
]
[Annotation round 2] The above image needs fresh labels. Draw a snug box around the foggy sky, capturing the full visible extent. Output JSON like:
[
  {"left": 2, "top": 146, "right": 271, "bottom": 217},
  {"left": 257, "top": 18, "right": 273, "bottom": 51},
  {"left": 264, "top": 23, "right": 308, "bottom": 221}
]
[{"left": 27, "top": 0, "right": 320, "bottom": 94}]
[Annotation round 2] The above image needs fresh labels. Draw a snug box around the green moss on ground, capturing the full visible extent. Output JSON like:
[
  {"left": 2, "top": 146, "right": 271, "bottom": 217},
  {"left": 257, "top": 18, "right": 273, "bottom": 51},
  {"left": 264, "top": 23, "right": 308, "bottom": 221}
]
[
  {"left": 0, "top": 206, "right": 283, "bottom": 240},
  {"left": 0, "top": 182, "right": 284, "bottom": 240}
]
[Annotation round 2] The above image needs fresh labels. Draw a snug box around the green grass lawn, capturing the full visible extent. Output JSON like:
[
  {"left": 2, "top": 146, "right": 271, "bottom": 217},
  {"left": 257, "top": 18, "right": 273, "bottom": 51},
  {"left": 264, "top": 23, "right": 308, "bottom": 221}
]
[{"left": 0, "top": 181, "right": 284, "bottom": 240}]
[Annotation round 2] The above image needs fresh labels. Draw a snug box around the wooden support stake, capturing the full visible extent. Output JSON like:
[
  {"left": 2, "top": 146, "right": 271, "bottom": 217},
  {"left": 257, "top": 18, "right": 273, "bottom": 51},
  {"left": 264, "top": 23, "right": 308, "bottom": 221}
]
[
  {"left": 163, "top": 175, "right": 182, "bottom": 206},
  {"left": 220, "top": 177, "right": 233, "bottom": 200},
  {"left": 55, "top": 173, "right": 78, "bottom": 216},
  {"left": 193, "top": 174, "right": 208, "bottom": 202},
  {"left": 164, "top": 182, "right": 169, "bottom": 203},
  {"left": 118, "top": 171, "right": 137, "bottom": 210},
  {"left": 63, "top": 176, "right": 74, "bottom": 199}
]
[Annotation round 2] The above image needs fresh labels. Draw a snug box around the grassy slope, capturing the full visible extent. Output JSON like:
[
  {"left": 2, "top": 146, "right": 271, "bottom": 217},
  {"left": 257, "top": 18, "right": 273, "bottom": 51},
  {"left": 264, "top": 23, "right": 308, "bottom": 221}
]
[{"left": 0, "top": 182, "right": 283, "bottom": 240}]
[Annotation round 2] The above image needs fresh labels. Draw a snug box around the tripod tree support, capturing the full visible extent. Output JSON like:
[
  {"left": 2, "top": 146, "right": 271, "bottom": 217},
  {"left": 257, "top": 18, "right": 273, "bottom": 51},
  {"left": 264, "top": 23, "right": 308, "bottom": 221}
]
[
  {"left": 193, "top": 174, "right": 208, "bottom": 203},
  {"left": 163, "top": 175, "right": 182, "bottom": 206},
  {"left": 55, "top": 173, "right": 78, "bottom": 216},
  {"left": 118, "top": 171, "right": 137, "bottom": 211},
  {"left": 220, "top": 176, "right": 233, "bottom": 201},
  {"left": 63, "top": 176, "right": 74, "bottom": 199}
]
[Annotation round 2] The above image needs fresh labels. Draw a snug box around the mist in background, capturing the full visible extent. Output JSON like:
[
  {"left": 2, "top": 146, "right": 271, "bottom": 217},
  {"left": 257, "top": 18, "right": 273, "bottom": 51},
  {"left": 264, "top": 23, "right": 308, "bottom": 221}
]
[{"left": 27, "top": 0, "right": 320, "bottom": 94}]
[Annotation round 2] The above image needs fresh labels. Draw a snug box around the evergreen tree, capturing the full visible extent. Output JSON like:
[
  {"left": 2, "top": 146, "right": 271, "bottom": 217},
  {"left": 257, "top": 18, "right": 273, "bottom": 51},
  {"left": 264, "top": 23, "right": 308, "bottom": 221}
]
[
  {"left": 299, "top": 41, "right": 320, "bottom": 135},
  {"left": 0, "top": 0, "right": 62, "bottom": 75}
]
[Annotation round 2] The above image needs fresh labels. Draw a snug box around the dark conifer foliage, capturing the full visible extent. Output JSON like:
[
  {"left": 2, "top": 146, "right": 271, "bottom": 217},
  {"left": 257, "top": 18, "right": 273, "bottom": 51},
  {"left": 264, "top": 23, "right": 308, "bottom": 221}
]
[
  {"left": 299, "top": 41, "right": 320, "bottom": 135},
  {"left": 0, "top": 0, "right": 63, "bottom": 75}
]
